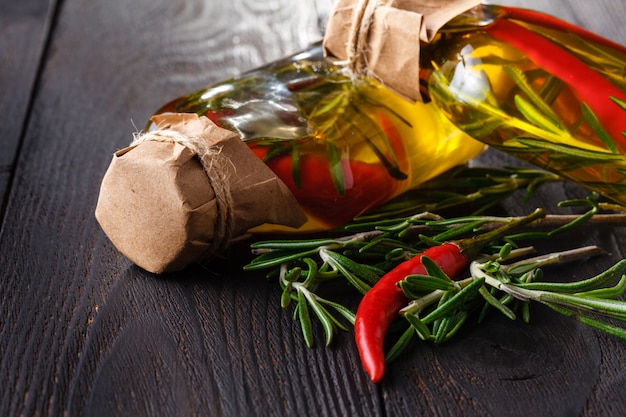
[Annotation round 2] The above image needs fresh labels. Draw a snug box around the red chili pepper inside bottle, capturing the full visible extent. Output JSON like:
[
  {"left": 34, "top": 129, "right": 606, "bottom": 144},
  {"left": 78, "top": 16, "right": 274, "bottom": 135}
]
[{"left": 425, "top": 4, "right": 626, "bottom": 205}]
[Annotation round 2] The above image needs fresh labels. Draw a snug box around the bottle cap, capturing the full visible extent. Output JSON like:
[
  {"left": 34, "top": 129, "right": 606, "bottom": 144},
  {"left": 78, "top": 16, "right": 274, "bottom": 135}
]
[{"left": 95, "top": 113, "right": 307, "bottom": 273}]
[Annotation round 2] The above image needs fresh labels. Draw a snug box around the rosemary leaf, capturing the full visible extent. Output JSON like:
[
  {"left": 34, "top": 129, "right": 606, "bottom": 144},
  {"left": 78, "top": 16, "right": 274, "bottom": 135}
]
[
  {"left": 610, "top": 96, "right": 626, "bottom": 112},
  {"left": 537, "top": 75, "right": 564, "bottom": 106},
  {"left": 581, "top": 102, "right": 618, "bottom": 153},
  {"left": 317, "top": 298, "right": 356, "bottom": 325},
  {"left": 385, "top": 325, "right": 419, "bottom": 363},
  {"left": 301, "top": 258, "right": 319, "bottom": 285},
  {"left": 291, "top": 141, "right": 302, "bottom": 188},
  {"left": 538, "top": 292, "right": 626, "bottom": 321},
  {"left": 281, "top": 284, "right": 293, "bottom": 308},
  {"left": 419, "top": 234, "right": 443, "bottom": 247},
  {"left": 504, "top": 65, "right": 562, "bottom": 125},
  {"left": 545, "top": 303, "right": 626, "bottom": 340},
  {"left": 443, "top": 312, "right": 470, "bottom": 343},
  {"left": 319, "top": 249, "right": 373, "bottom": 294},
  {"left": 283, "top": 267, "right": 302, "bottom": 283},
  {"left": 514, "top": 94, "right": 564, "bottom": 135},
  {"left": 575, "top": 275, "right": 626, "bottom": 299},
  {"left": 302, "top": 291, "right": 337, "bottom": 346},
  {"left": 421, "top": 256, "right": 455, "bottom": 282},
  {"left": 577, "top": 315, "right": 626, "bottom": 340},
  {"left": 516, "top": 259, "right": 626, "bottom": 293},
  {"left": 510, "top": 137, "right": 623, "bottom": 162},
  {"left": 347, "top": 103, "right": 407, "bottom": 180},
  {"left": 250, "top": 238, "right": 340, "bottom": 250},
  {"left": 326, "top": 141, "right": 345, "bottom": 196},
  {"left": 404, "top": 313, "right": 432, "bottom": 341},
  {"left": 401, "top": 274, "right": 457, "bottom": 296},
  {"left": 244, "top": 247, "right": 323, "bottom": 270},
  {"left": 422, "top": 278, "right": 485, "bottom": 324},
  {"left": 297, "top": 290, "right": 314, "bottom": 348},
  {"left": 521, "top": 301, "right": 531, "bottom": 324},
  {"left": 479, "top": 286, "right": 517, "bottom": 320},
  {"left": 429, "top": 219, "right": 489, "bottom": 243},
  {"left": 433, "top": 314, "right": 455, "bottom": 344}
]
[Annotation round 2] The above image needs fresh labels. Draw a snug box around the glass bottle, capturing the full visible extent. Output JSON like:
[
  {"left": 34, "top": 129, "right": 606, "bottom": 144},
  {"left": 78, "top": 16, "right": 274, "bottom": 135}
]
[
  {"left": 150, "top": 44, "right": 484, "bottom": 231},
  {"left": 425, "top": 4, "right": 626, "bottom": 205}
]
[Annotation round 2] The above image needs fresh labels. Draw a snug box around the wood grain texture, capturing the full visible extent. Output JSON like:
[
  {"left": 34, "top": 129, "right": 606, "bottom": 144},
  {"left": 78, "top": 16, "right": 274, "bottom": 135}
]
[
  {"left": 0, "top": 0, "right": 57, "bottom": 209},
  {"left": 1, "top": 0, "right": 626, "bottom": 416}
]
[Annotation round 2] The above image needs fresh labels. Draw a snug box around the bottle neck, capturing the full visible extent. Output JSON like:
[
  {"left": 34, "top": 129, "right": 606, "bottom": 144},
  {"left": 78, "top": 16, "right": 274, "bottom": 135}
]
[{"left": 438, "top": 4, "right": 504, "bottom": 34}]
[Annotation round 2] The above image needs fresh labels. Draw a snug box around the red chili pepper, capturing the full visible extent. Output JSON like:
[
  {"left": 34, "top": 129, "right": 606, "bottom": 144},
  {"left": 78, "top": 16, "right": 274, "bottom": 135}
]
[
  {"left": 354, "top": 243, "right": 467, "bottom": 382},
  {"left": 485, "top": 16, "right": 626, "bottom": 150},
  {"left": 249, "top": 144, "right": 400, "bottom": 228},
  {"left": 354, "top": 209, "right": 545, "bottom": 382},
  {"left": 500, "top": 6, "right": 626, "bottom": 56},
  {"left": 249, "top": 111, "right": 407, "bottom": 228}
]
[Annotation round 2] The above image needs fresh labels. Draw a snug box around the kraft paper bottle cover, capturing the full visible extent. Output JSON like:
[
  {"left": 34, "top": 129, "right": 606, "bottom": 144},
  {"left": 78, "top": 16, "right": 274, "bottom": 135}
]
[
  {"left": 323, "top": 0, "right": 482, "bottom": 102},
  {"left": 95, "top": 113, "right": 307, "bottom": 273}
]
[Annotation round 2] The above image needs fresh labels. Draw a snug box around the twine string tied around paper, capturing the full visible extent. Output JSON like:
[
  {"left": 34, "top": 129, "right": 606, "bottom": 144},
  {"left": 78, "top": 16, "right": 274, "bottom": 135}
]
[{"left": 131, "top": 128, "right": 235, "bottom": 255}]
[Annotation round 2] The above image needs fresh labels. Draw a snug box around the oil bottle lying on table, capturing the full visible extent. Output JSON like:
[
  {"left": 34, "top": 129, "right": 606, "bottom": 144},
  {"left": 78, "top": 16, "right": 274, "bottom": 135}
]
[{"left": 150, "top": 44, "right": 484, "bottom": 232}]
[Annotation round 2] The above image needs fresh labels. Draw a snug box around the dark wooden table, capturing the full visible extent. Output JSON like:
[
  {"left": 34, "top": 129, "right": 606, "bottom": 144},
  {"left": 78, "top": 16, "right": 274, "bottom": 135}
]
[{"left": 2, "top": 0, "right": 626, "bottom": 416}]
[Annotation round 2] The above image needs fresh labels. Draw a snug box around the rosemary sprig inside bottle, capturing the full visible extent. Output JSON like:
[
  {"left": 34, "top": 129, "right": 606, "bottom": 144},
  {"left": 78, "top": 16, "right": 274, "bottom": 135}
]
[{"left": 428, "top": 24, "right": 626, "bottom": 205}]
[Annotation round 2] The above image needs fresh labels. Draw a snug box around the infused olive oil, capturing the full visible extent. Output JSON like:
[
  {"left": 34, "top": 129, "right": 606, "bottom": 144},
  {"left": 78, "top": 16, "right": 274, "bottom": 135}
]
[{"left": 152, "top": 44, "right": 484, "bottom": 230}]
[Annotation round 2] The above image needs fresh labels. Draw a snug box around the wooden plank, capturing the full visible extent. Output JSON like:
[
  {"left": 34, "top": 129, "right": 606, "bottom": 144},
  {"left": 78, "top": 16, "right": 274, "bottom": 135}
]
[
  {"left": 384, "top": 1, "right": 626, "bottom": 416},
  {"left": 1, "top": 0, "right": 379, "bottom": 416},
  {"left": 1, "top": 0, "right": 626, "bottom": 416},
  {"left": 0, "top": 1, "right": 57, "bottom": 212}
]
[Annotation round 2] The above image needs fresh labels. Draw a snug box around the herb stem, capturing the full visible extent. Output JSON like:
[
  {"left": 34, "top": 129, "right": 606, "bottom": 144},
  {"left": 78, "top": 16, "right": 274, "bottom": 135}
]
[
  {"left": 502, "top": 245, "right": 607, "bottom": 274},
  {"left": 399, "top": 289, "right": 448, "bottom": 316}
]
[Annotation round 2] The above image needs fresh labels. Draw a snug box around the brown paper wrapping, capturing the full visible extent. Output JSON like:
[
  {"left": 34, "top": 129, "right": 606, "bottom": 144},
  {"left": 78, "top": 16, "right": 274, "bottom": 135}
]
[
  {"left": 323, "top": 0, "right": 482, "bottom": 101},
  {"left": 95, "top": 113, "right": 307, "bottom": 273}
]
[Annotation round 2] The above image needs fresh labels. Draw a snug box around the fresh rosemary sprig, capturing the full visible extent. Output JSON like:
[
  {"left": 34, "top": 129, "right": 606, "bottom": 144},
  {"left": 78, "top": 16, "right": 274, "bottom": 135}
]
[
  {"left": 386, "top": 244, "right": 626, "bottom": 363},
  {"left": 278, "top": 259, "right": 358, "bottom": 347},
  {"left": 352, "top": 165, "right": 561, "bottom": 221},
  {"left": 245, "top": 191, "right": 626, "bottom": 348}
]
